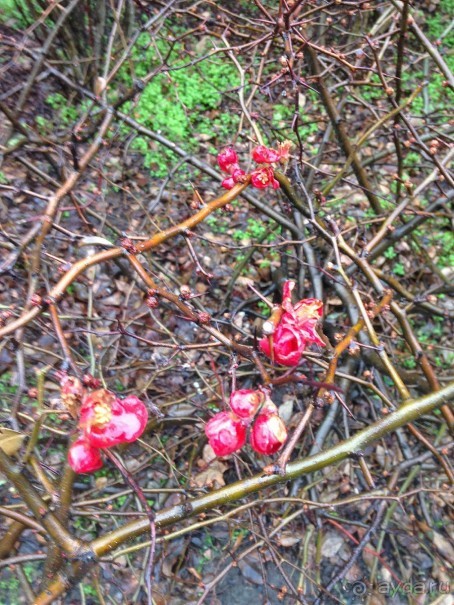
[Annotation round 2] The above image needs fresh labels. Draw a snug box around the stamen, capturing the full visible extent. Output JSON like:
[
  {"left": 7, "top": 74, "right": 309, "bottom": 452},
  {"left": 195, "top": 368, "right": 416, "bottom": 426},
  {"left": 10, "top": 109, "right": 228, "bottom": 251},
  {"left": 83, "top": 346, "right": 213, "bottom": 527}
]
[{"left": 92, "top": 403, "right": 112, "bottom": 427}]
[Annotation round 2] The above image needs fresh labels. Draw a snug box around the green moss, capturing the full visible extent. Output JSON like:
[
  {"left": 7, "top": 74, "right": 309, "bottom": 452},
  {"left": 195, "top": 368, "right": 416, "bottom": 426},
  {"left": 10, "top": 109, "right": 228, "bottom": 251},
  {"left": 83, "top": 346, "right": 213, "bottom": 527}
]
[
  {"left": 358, "top": 74, "right": 383, "bottom": 103},
  {"left": 0, "top": 0, "right": 31, "bottom": 26},
  {"left": 392, "top": 262, "right": 405, "bottom": 276},
  {"left": 402, "top": 357, "right": 417, "bottom": 370},
  {"left": 0, "top": 372, "right": 18, "bottom": 395},
  {"left": 232, "top": 218, "right": 280, "bottom": 243},
  {"left": 120, "top": 35, "right": 240, "bottom": 178},
  {"left": 432, "top": 230, "right": 454, "bottom": 270},
  {"left": 425, "top": 0, "right": 454, "bottom": 47},
  {"left": 384, "top": 247, "right": 397, "bottom": 260},
  {"left": 0, "top": 573, "right": 20, "bottom": 598},
  {"left": 257, "top": 300, "right": 271, "bottom": 317},
  {"left": 82, "top": 582, "right": 98, "bottom": 598},
  {"left": 407, "top": 0, "right": 454, "bottom": 115}
]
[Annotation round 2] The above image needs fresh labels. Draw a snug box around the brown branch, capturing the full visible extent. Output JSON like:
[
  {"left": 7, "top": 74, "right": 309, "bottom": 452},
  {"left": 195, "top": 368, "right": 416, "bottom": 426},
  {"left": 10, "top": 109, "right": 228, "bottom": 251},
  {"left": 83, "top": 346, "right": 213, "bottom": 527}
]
[
  {"left": 32, "top": 381, "right": 454, "bottom": 604},
  {"left": 275, "top": 172, "right": 454, "bottom": 430},
  {"left": 0, "top": 181, "right": 250, "bottom": 339},
  {"left": 0, "top": 450, "right": 93, "bottom": 559},
  {"left": 305, "top": 46, "right": 383, "bottom": 214},
  {"left": 127, "top": 255, "right": 253, "bottom": 358},
  {"left": 319, "top": 289, "right": 394, "bottom": 401},
  {"left": 48, "top": 304, "right": 80, "bottom": 376},
  {"left": 390, "top": 0, "right": 454, "bottom": 89}
]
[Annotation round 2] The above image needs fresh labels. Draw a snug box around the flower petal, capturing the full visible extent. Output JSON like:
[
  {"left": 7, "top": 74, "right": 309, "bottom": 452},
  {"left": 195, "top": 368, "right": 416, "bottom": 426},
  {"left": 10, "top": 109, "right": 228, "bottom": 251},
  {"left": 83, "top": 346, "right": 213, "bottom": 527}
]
[
  {"left": 250, "top": 413, "right": 287, "bottom": 455},
  {"left": 217, "top": 147, "right": 238, "bottom": 172},
  {"left": 68, "top": 437, "right": 103, "bottom": 473},
  {"left": 205, "top": 411, "right": 246, "bottom": 456},
  {"left": 252, "top": 145, "right": 281, "bottom": 164},
  {"left": 221, "top": 176, "right": 236, "bottom": 190},
  {"left": 230, "top": 389, "right": 264, "bottom": 419},
  {"left": 80, "top": 391, "right": 148, "bottom": 449}
]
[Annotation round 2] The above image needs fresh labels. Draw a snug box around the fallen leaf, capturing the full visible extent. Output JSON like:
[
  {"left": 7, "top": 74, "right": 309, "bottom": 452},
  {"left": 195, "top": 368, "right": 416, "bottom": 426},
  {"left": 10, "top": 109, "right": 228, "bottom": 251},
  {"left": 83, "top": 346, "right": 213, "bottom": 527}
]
[
  {"left": 201, "top": 444, "right": 217, "bottom": 465},
  {"left": 277, "top": 531, "right": 301, "bottom": 547},
  {"left": 432, "top": 531, "right": 454, "bottom": 562},
  {"left": 0, "top": 428, "right": 26, "bottom": 455},
  {"left": 278, "top": 396, "right": 294, "bottom": 424},
  {"left": 192, "top": 458, "right": 227, "bottom": 488},
  {"left": 321, "top": 532, "right": 344, "bottom": 558}
]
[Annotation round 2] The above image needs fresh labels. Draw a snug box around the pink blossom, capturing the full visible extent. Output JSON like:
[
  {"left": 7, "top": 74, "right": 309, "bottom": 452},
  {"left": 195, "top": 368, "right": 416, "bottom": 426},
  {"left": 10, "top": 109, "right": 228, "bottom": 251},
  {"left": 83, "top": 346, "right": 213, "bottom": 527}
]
[
  {"left": 221, "top": 176, "right": 236, "bottom": 190},
  {"left": 230, "top": 389, "right": 264, "bottom": 420},
  {"left": 250, "top": 412, "right": 287, "bottom": 455},
  {"left": 259, "top": 280, "right": 324, "bottom": 366},
  {"left": 259, "top": 319, "right": 307, "bottom": 366},
  {"left": 205, "top": 411, "right": 246, "bottom": 456},
  {"left": 252, "top": 145, "right": 281, "bottom": 164},
  {"left": 217, "top": 148, "right": 239, "bottom": 172},
  {"left": 79, "top": 389, "right": 148, "bottom": 449},
  {"left": 251, "top": 167, "right": 280, "bottom": 189},
  {"left": 68, "top": 437, "right": 103, "bottom": 473},
  {"left": 276, "top": 140, "right": 292, "bottom": 162}
]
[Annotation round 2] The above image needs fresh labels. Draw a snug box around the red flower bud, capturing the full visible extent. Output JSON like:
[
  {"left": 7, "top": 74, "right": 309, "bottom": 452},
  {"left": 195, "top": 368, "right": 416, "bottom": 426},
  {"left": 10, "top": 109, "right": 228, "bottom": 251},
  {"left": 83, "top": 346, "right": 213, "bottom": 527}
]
[
  {"left": 205, "top": 411, "right": 246, "bottom": 456},
  {"left": 80, "top": 389, "right": 148, "bottom": 449},
  {"left": 261, "top": 396, "right": 278, "bottom": 415},
  {"left": 119, "top": 237, "right": 138, "bottom": 255},
  {"left": 197, "top": 311, "right": 211, "bottom": 324},
  {"left": 217, "top": 148, "right": 239, "bottom": 172},
  {"left": 30, "top": 294, "right": 43, "bottom": 307},
  {"left": 250, "top": 413, "right": 287, "bottom": 455},
  {"left": 68, "top": 437, "right": 103, "bottom": 473},
  {"left": 232, "top": 168, "right": 246, "bottom": 183},
  {"left": 230, "top": 389, "right": 264, "bottom": 419},
  {"left": 180, "top": 285, "right": 192, "bottom": 300},
  {"left": 252, "top": 145, "right": 281, "bottom": 164},
  {"left": 82, "top": 374, "right": 101, "bottom": 389},
  {"left": 61, "top": 375, "right": 85, "bottom": 400},
  {"left": 221, "top": 176, "right": 235, "bottom": 189},
  {"left": 146, "top": 295, "right": 159, "bottom": 309}
]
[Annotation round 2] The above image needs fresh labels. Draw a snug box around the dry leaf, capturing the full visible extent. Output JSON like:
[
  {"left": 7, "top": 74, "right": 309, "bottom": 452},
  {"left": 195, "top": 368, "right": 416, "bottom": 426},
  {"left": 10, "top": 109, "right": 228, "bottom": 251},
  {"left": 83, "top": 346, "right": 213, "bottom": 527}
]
[
  {"left": 101, "top": 292, "right": 124, "bottom": 306},
  {"left": 192, "top": 459, "right": 227, "bottom": 488},
  {"left": 201, "top": 444, "right": 217, "bottom": 465},
  {"left": 0, "top": 428, "right": 26, "bottom": 455},
  {"left": 321, "top": 532, "right": 344, "bottom": 558},
  {"left": 95, "top": 476, "right": 108, "bottom": 491},
  {"left": 278, "top": 396, "right": 294, "bottom": 424},
  {"left": 193, "top": 445, "right": 227, "bottom": 487},
  {"left": 187, "top": 567, "right": 203, "bottom": 581},
  {"left": 236, "top": 276, "right": 254, "bottom": 288},
  {"left": 232, "top": 312, "right": 245, "bottom": 330},
  {"left": 432, "top": 532, "right": 454, "bottom": 562},
  {"left": 114, "top": 279, "right": 133, "bottom": 294},
  {"left": 79, "top": 236, "right": 114, "bottom": 248},
  {"left": 375, "top": 445, "right": 392, "bottom": 470},
  {"left": 277, "top": 531, "right": 301, "bottom": 547}
]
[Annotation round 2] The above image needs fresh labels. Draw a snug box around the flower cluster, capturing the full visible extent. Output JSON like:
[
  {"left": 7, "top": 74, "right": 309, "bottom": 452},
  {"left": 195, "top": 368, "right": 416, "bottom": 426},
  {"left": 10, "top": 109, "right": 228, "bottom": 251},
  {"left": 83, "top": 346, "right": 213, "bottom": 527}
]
[
  {"left": 217, "top": 147, "right": 247, "bottom": 190},
  {"left": 259, "top": 280, "right": 325, "bottom": 366},
  {"left": 205, "top": 389, "right": 287, "bottom": 457},
  {"left": 217, "top": 142, "right": 291, "bottom": 190},
  {"left": 67, "top": 388, "right": 148, "bottom": 474}
]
